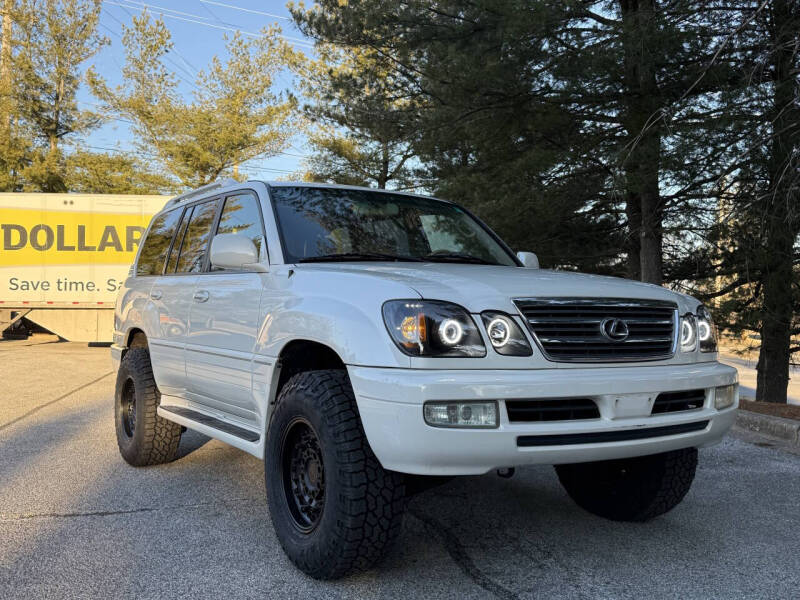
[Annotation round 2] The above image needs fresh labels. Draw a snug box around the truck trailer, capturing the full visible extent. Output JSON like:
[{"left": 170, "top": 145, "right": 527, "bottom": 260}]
[{"left": 1, "top": 193, "right": 167, "bottom": 342}]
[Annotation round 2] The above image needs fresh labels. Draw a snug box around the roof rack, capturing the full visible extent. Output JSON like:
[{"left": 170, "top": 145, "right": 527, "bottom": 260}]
[{"left": 169, "top": 178, "right": 239, "bottom": 205}]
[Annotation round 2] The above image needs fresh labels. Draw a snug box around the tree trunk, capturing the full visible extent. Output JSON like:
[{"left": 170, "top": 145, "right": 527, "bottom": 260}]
[
  {"left": 620, "top": 0, "right": 664, "bottom": 285},
  {"left": 1, "top": 0, "right": 12, "bottom": 131},
  {"left": 755, "top": 0, "right": 799, "bottom": 403},
  {"left": 625, "top": 191, "right": 642, "bottom": 280},
  {"left": 376, "top": 141, "right": 389, "bottom": 189}
]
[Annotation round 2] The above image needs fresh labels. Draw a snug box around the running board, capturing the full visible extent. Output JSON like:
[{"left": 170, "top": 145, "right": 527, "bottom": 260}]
[{"left": 160, "top": 405, "right": 260, "bottom": 442}]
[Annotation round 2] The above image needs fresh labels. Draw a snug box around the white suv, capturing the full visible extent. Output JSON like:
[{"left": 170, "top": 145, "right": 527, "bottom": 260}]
[{"left": 112, "top": 180, "right": 738, "bottom": 579}]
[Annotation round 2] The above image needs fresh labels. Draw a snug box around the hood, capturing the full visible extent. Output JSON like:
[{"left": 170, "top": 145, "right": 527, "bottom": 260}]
[{"left": 294, "top": 263, "right": 696, "bottom": 314}]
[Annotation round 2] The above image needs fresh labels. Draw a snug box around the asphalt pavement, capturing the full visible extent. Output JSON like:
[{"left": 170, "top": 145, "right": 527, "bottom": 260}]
[{"left": 1, "top": 337, "right": 799, "bottom": 599}]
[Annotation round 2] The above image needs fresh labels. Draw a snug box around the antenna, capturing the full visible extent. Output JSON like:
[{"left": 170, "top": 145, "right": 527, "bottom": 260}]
[{"left": 169, "top": 178, "right": 239, "bottom": 205}]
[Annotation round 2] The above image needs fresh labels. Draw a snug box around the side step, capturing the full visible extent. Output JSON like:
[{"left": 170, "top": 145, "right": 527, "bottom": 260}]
[{"left": 160, "top": 405, "right": 260, "bottom": 442}]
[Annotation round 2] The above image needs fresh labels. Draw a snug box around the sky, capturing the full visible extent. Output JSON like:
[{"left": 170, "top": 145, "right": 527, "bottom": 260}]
[{"left": 82, "top": 0, "right": 315, "bottom": 182}]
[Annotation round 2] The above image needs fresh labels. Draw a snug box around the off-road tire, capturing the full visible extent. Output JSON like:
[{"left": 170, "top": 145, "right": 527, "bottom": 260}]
[
  {"left": 554, "top": 448, "right": 698, "bottom": 522},
  {"left": 114, "top": 347, "right": 182, "bottom": 466},
  {"left": 265, "top": 370, "right": 406, "bottom": 579}
]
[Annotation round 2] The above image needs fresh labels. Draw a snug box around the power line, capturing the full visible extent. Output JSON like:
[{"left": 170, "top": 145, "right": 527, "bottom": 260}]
[
  {"left": 103, "top": 0, "right": 208, "bottom": 21},
  {"left": 108, "top": 0, "right": 212, "bottom": 21},
  {"left": 103, "top": 6, "right": 200, "bottom": 86},
  {"left": 104, "top": 0, "right": 313, "bottom": 48},
  {"left": 81, "top": 140, "right": 308, "bottom": 162},
  {"left": 197, "top": 0, "right": 290, "bottom": 21}
]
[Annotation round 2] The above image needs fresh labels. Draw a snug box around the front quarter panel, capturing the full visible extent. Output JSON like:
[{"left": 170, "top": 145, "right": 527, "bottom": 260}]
[{"left": 254, "top": 266, "right": 415, "bottom": 367}]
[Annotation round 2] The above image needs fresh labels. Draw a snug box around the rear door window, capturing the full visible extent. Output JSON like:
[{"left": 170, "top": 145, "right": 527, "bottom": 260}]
[
  {"left": 165, "top": 207, "right": 191, "bottom": 274},
  {"left": 214, "top": 192, "right": 267, "bottom": 267},
  {"left": 175, "top": 200, "right": 219, "bottom": 273},
  {"left": 136, "top": 208, "right": 182, "bottom": 276}
]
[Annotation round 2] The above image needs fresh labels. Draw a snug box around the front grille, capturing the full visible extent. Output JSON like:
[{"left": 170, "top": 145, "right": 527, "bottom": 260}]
[
  {"left": 652, "top": 389, "right": 706, "bottom": 414},
  {"left": 514, "top": 298, "right": 677, "bottom": 363},
  {"left": 506, "top": 398, "right": 600, "bottom": 422}
]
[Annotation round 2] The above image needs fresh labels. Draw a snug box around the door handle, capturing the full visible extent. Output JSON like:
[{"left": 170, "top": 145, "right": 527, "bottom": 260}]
[
  {"left": 150, "top": 289, "right": 162, "bottom": 300},
  {"left": 193, "top": 289, "right": 210, "bottom": 303}
]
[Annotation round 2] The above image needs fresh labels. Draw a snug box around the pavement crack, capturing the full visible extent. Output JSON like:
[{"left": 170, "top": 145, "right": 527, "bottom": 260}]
[
  {"left": 0, "top": 497, "right": 261, "bottom": 521},
  {"left": 408, "top": 507, "right": 520, "bottom": 600},
  {"left": 0, "top": 371, "right": 113, "bottom": 432}
]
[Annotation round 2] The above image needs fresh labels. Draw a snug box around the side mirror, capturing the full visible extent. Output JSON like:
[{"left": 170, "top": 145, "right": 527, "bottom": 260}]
[
  {"left": 210, "top": 233, "right": 267, "bottom": 272},
  {"left": 516, "top": 251, "right": 539, "bottom": 269}
]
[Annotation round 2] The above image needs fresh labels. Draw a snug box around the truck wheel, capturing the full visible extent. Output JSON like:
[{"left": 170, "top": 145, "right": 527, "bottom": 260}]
[
  {"left": 265, "top": 370, "right": 406, "bottom": 579},
  {"left": 114, "top": 347, "right": 182, "bottom": 466},
  {"left": 554, "top": 448, "right": 698, "bottom": 522}
]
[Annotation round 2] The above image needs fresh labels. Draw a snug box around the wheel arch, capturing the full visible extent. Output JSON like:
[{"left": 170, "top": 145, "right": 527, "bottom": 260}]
[
  {"left": 120, "top": 328, "right": 148, "bottom": 358},
  {"left": 268, "top": 339, "right": 348, "bottom": 415}
]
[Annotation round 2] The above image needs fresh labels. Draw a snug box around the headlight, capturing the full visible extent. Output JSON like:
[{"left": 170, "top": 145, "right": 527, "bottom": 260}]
[
  {"left": 680, "top": 315, "right": 697, "bottom": 352},
  {"left": 382, "top": 300, "right": 486, "bottom": 357},
  {"left": 696, "top": 305, "right": 718, "bottom": 353},
  {"left": 480, "top": 311, "right": 532, "bottom": 356}
]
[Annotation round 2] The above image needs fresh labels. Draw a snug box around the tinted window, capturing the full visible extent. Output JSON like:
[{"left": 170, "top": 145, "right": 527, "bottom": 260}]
[
  {"left": 165, "top": 207, "right": 191, "bottom": 274},
  {"left": 271, "top": 186, "right": 517, "bottom": 266},
  {"left": 215, "top": 193, "right": 266, "bottom": 266},
  {"left": 175, "top": 200, "right": 218, "bottom": 273},
  {"left": 136, "top": 209, "right": 182, "bottom": 276}
]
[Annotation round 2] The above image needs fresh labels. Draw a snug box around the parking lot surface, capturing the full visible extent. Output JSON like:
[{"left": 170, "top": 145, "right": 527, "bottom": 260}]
[{"left": 2, "top": 338, "right": 799, "bottom": 599}]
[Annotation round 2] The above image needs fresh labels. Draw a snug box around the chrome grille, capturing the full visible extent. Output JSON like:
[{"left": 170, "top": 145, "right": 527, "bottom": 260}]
[{"left": 514, "top": 298, "right": 677, "bottom": 363}]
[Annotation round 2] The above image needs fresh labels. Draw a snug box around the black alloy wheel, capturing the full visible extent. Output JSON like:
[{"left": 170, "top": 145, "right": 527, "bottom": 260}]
[
  {"left": 281, "top": 417, "right": 325, "bottom": 532},
  {"left": 120, "top": 377, "right": 137, "bottom": 437}
]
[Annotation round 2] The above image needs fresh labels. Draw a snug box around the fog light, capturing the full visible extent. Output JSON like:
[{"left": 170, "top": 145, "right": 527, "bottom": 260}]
[
  {"left": 714, "top": 384, "right": 737, "bottom": 410},
  {"left": 423, "top": 401, "right": 498, "bottom": 428}
]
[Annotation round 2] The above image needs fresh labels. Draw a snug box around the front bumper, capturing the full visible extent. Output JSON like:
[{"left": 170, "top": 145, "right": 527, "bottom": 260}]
[
  {"left": 110, "top": 343, "right": 124, "bottom": 371},
  {"left": 348, "top": 361, "right": 738, "bottom": 475}
]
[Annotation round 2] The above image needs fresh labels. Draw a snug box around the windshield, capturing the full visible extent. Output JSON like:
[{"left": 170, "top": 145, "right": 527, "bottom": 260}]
[{"left": 270, "top": 186, "right": 518, "bottom": 266}]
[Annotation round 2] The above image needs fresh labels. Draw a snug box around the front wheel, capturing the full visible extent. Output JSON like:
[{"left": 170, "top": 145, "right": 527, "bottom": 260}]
[
  {"left": 265, "top": 370, "right": 406, "bottom": 579},
  {"left": 554, "top": 448, "right": 698, "bottom": 522}
]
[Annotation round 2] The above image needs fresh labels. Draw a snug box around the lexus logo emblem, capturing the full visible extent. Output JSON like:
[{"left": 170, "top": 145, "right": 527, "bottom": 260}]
[{"left": 600, "top": 318, "right": 629, "bottom": 341}]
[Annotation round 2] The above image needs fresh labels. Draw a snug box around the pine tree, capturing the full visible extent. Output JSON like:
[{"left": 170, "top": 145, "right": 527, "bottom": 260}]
[
  {"left": 65, "top": 149, "right": 174, "bottom": 194},
  {"left": 11, "top": 0, "right": 107, "bottom": 191},
  {"left": 89, "top": 11, "right": 299, "bottom": 188},
  {"left": 295, "top": 43, "right": 416, "bottom": 189}
]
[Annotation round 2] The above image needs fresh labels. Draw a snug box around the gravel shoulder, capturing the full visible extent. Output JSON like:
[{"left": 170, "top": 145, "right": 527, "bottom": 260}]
[{"left": 1, "top": 340, "right": 799, "bottom": 599}]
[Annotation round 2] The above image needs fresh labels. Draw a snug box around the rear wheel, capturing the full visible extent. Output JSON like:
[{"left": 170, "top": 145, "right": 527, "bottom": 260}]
[
  {"left": 554, "top": 448, "right": 698, "bottom": 522},
  {"left": 265, "top": 370, "right": 406, "bottom": 579},
  {"left": 114, "top": 347, "right": 182, "bottom": 466}
]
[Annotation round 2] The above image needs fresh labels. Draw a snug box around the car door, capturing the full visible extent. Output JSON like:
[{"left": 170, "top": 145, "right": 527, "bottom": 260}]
[
  {"left": 185, "top": 191, "right": 267, "bottom": 428},
  {"left": 150, "top": 197, "right": 220, "bottom": 397},
  {"left": 138, "top": 206, "right": 192, "bottom": 397}
]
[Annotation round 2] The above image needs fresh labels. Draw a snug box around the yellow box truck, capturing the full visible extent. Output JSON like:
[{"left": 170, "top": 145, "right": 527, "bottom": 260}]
[{"left": 0, "top": 193, "right": 167, "bottom": 342}]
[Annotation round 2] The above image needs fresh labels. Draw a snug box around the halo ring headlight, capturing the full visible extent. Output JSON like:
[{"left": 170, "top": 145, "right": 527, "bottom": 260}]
[
  {"left": 382, "top": 300, "right": 485, "bottom": 357},
  {"left": 438, "top": 318, "right": 464, "bottom": 345},
  {"left": 480, "top": 311, "right": 533, "bottom": 356},
  {"left": 487, "top": 317, "right": 511, "bottom": 347}
]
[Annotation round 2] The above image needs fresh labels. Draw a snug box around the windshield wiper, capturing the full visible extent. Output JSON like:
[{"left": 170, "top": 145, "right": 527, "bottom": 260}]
[
  {"left": 298, "top": 252, "right": 423, "bottom": 263},
  {"left": 422, "top": 252, "right": 497, "bottom": 265}
]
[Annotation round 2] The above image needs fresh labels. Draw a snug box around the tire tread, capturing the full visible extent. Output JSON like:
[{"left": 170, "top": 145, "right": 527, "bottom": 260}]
[
  {"left": 555, "top": 447, "right": 698, "bottom": 522},
  {"left": 266, "top": 370, "right": 405, "bottom": 579},
  {"left": 115, "top": 347, "right": 182, "bottom": 466}
]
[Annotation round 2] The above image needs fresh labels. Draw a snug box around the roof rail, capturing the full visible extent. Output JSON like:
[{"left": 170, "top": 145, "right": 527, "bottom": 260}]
[{"left": 169, "top": 178, "right": 239, "bottom": 205}]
